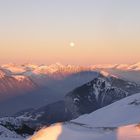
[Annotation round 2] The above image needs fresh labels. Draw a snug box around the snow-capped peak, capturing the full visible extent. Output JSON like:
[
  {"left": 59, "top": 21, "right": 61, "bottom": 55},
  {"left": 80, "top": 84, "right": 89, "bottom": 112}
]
[
  {"left": 100, "top": 70, "right": 118, "bottom": 78},
  {"left": 2, "top": 63, "right": 25, "bottom": 74},
  {"left": 0, "top": 69, "right": 6, "bottom": 78},
  {"left": 12, "top": 75, "right": 27, "bottom": 82},
  {"left": 127, "top": 62, "right": 140, "bottom": 70}
]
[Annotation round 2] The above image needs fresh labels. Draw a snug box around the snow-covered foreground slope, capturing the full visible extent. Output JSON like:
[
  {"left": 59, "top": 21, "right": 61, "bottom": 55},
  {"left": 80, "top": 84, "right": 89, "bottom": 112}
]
[
  {"left": 30, "top": 123, "right": 140, "bottom": 140},
  {"left": 2, "top": 124, "right": 140, "bottom": 140},
  {"left": 73, "top": 93, "right": 140, "bottom": 127},
  {"left": 29, "top": 93, "right": 140, "bottom": 140}
]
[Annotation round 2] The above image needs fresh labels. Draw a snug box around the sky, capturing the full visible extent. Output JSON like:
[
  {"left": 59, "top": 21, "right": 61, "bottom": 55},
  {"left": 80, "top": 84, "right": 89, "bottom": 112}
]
[{"left": 0, "top": 0, "right": 140, "bottom": 65}]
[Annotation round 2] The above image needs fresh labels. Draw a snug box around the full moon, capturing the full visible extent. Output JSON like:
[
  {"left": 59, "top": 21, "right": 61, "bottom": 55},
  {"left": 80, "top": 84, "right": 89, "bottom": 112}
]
[{"left": 69, "top": 42, "right": 75, "bottom": 47}]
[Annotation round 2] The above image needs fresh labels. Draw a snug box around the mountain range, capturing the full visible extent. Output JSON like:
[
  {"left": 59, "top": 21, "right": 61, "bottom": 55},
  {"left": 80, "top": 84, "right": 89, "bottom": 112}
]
[
  {"left": 0, "top": 62, "right": 140, "bottom": 116},
  {"left": 0, "top": 63, "right": 140, "bottom": 139}
]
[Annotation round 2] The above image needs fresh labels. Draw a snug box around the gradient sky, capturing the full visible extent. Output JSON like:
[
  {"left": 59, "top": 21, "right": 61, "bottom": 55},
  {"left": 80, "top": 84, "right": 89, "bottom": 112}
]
[{"left": 0, "top": 0, "right": 140, "bottom": 65}]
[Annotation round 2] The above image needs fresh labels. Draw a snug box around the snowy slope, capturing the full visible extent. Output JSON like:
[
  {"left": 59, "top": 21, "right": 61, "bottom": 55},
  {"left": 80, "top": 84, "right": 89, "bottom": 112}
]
[
  {"left": 30, "top": 123, "right": 140, "bottom": 140},
  {"left": 73, "top": 93, "right": 140, "bottom": 127},
  {"left": 0, "top": 125, "right": 23, "bottom": 140}
]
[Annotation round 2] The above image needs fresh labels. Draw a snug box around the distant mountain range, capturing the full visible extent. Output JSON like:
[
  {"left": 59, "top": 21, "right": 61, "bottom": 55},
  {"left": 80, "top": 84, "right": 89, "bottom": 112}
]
[
  {"left": 0, "top": 62, "right": 140, "bottom": 116},
  {"left": 1, "top": 62, "right": 140, "bottom": 84},
  {"left": 2, "top": 62, "right": 140, "bottom": 75}
]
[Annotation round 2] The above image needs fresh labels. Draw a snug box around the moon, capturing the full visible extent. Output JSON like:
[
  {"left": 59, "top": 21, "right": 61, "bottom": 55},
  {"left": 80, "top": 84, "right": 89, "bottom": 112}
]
[{"left": 69, "top": 42, "right": 75, "bottom": 47}]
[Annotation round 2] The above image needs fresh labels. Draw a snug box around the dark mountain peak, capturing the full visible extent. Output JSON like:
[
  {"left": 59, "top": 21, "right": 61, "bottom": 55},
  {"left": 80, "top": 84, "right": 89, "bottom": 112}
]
[{"left": 65, "top": 74, "right": 140, "bottom": 117}]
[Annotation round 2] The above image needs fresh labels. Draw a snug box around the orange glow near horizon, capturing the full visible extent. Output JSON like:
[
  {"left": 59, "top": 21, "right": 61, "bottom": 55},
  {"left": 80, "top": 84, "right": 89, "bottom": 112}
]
[
  {"left": 0, "top": 38, "right": 140, "bottom": 65},
  {"left": 0, "top": 0, "right": 140, "bottom": 65}
]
